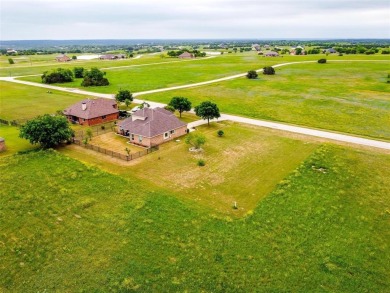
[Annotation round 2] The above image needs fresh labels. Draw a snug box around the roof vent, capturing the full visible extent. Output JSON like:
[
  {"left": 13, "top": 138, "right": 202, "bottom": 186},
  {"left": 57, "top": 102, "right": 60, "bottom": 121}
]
[{"left": 81, "top": 102, "right": 87, "bottom": 111}]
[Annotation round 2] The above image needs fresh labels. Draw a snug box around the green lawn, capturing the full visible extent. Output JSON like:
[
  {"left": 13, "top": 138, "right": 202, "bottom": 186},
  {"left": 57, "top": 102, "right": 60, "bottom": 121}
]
[
  {"left": 0, "top": 81, "right": 86, "bottom": 120},
  {"left": 1, "top": 144, "right": 389, "bottom": 291},
  {"left": 61, "top": 122, "right": 319, "bottom": 215},
  {"left": 0, "top": 124, "right": 37, "bottom": 157},
  {"left": 144, "top": 61, "right": 390, "bottom": 140}
]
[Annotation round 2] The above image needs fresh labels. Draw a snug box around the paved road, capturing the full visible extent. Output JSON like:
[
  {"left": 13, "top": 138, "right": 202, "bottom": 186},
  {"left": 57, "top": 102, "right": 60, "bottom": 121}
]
[{"left": 1, "top": 60, "right": 389, "bottom": 150}]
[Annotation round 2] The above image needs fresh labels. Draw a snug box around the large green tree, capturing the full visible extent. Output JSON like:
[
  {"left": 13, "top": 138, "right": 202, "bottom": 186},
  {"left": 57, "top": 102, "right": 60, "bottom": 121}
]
[
  {"left": 194, "top": 101, "right": 220, "bottom": 126},
  {"left": 168, "top": 97, "right": 192, "bottom": 117},
  {"left": 115, "top": 89, "right": 133, "bottom": 103},
  {"left": 42, "top": 68, "right": 74, "bottom": 84},
  {"left": 81, "top": 67, "right": 109, "bottom": 87},
  {"left": 20, "top": 114, "right": 74, "bottom": 148}
]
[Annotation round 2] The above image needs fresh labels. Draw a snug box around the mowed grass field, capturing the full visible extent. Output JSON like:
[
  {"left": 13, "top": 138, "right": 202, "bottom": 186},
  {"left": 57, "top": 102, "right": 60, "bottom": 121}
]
[
  {"left": 1, "top": 144, "right": 389, "bottom": 291},
  {"left": 61, "top": 122, "right": 320, "bottom": 216},
  {"left": 0, "top": 81, "right": 85, "bottom": 120},
  {"left": 145, "top": 61, "right": 390, "bottom": 140}
]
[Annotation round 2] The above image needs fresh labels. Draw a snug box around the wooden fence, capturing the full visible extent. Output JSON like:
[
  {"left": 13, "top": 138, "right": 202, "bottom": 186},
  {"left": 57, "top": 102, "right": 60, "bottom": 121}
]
[{"left": 72, "top": 138, "right": 159, "bottom": 161}]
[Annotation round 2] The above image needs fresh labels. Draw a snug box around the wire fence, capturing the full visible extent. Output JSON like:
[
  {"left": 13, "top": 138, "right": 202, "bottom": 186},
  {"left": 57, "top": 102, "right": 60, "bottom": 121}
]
[
  {"left": 73, "top": 126, "right": 116, "bottom": 139},
  {"left": 0, "top": 117, "right": 30, "bottom": 126},
  {"left": 72, "top": 138, "right": 159, "bottom": 161}
]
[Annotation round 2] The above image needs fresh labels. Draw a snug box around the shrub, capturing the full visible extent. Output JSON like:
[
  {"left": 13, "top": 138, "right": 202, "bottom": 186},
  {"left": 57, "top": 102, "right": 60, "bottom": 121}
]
[
  {"left": 8, "top": 58, "right": 14, "bottom": 64},
  {"left": 246, "top": 70, "right": 258, "bottom": 79},
  {"left": 81, "top": 67, "right": 109, "bottom": 87},
  {"left": 197, "top": 159, "right": 206, "bottom": 166},
  {"left": 318, "top": 58, "right": 327, "bottom": 64},
  {"left": 185, "top": 133, "right": 206, "bottom": 149},
  {"left": 217, "top": 130, "right": 224, "bottom": 137},
  {"left": 73, "top": 67, "right": 85, "bottom": 78},
  {"left": 164, "top": 105, "right": 175, "bottom": 113},
  {"left": 42, "top": 68, "right": 74, "bottom": 84},
  {"left": 263, "top": 66, "right": 275, "bottom": 75}
]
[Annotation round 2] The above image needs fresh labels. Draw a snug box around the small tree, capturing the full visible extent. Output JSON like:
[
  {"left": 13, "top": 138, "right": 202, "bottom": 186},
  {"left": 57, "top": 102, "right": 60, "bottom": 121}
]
[
  {"left": 217, "top": 130, "right": 224, "bottom": 137},
  {"left": 19, "top": 114, "right": 74, "bottom": 148},
  {"left": 125, "top": 147, "right": 131, "bottom": 157},
  {"left": 263, "top": 66, "right": 275, "bottom": 75},
  {"left": 164, "top": 105, "right": 175, "bottom": 113},
  {"left": 73, "top": 67, "right": 85, "bottom": 78},
  {"left": 72, "top": 55, "right": 77, "bottom": 60},
  {"left": 139, "top": 101, "right": 150, "bottom": 109},
  {"left": 115, "top": 89, "right": 133, "bottom": 103},
  {"left": 194, "top": 101, "right": 220, "bottom": 126},
  {"left": 42, "top": 68, "right": 74, "bottom": 84},
  {"left": 246, "top": 70, "right": 258, "bottom": 79},
  {"left": 168, "top": 97, "right": 192, "bottom": 118},
  {"left": 318, "top": 58, "right": 327, "bottom": 64},
  {"left": 124, "top": 98, "right": 131, "bottom": 109},
  {"left": 81, "top": 67, "right": 109, "bottom": 87},
  {"left": 185, "top": 133, "right": 206, "bottom": 149},
  {"left": 8, "top": 58, "right": 14, "bottom": 64},
  {"left": 85, "top": 128, "right": 93, "bottom": 141}
]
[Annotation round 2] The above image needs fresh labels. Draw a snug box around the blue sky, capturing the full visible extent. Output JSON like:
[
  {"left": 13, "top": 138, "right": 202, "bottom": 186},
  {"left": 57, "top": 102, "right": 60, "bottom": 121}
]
[{"left": 1, "top": 0, "right": 389, "bottom": 40}]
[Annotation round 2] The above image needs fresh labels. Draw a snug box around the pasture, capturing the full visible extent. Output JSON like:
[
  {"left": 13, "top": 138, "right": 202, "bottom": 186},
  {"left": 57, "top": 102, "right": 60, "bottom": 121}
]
[
  {"left": 61, "top": 122, "right": 320, "bottom": 216},
  {"left": 144, "top": 61, "right": 390, "bottom": 140},
  {"left": 1, "top": 144, "right": 389, "bottom": 291}
]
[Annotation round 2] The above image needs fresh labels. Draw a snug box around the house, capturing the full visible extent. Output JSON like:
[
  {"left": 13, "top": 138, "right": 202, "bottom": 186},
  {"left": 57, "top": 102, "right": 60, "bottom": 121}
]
[
  {"left": 264, "top": 51, "right": 279, "bottom": 57},
  {"left": 99, "top": 54, "right": 126, "bottom": 60},
  {"left": 252, "top": 44, "right": 261, "bottom": 51},
  {"left": 63, "top": 98, "right": 119, "bottom": 126},
  {"left": 56, "top": 54, "right": 71, "bottom": 62},
  {"left": 324, "top": 48, "right": 337, "bottom": 54},
  {"left": 118, "top": 107, "right": 187, "bottom": 147},
  {"left": 178, "top": 52, "right": 194, "bottom": 59},
  {"left": 6, "top": 49, "right": 17, "bottom": 55}
]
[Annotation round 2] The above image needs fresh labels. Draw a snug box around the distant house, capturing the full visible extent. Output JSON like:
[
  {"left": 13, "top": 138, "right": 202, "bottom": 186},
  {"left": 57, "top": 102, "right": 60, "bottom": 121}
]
[
  {"left": 56, "top": 54, "right": 71, "bottom": 62},
  {"left": 324, "top": 48, "right": 337, "bottom": 54},
  {"left": 264, "top": 51, "right": 279, "bottom": 57},
  {"left": 99, "top": 54, "right": 126, "bottom": 60},
  {"left": 178, "top": 52, "right": 194, "bottom": 59},
  {"left": 252, "top": 44, "right": 261, "bottom": 51},
  {"left": 118, "top": 107, "right": 187, "bottom": 147},
  {"left": 6, "top": 49, "right": 17, "bottom": 55},
  {"left": 264, "top": 44, "right": 270, "bottom": 50},
  {"left": 64, "top": 98, "right": 119, "bottom": 126}
]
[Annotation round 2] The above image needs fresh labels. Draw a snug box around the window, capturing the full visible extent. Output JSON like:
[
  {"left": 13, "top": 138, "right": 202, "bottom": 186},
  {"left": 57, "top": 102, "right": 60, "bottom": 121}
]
[
  {"left": 139, "top": 135, "right": 143, "bottom": 142},
  {"left": 102, "top": 115, "right": 107, "bottom": 119},
  {"left": 131, "top": 134, "right": 134, "bottom": 140},
  {"left": 170, "top": 130, "right": 175, "bottom": 135},
  {"left": 164, "top": 132, "right": 169, "bottom": 139}
]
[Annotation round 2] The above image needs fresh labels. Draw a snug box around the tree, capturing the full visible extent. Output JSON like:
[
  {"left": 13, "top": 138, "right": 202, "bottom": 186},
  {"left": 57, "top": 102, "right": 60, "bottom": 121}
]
[
  {"left": 139, "top": 101, "right": 150, "bottom": 109},
  {"left": 115, "top": 89, "right": 133, "bottom": 103},
  {"left": 72, "top": 55, "right": 77, "bottom": 60},
  {"left": 42, "top": 68, "right": 74, "bottom": 84},
  {"left": 81, "top": 67, "right": 109, "bottom": 87},
  {"left": 185, "top": 133, "right": 206, "bottom": 149},
  {"left": 19, "top": 114, "right": 74, "bottom": 148},
  {"left": 164, "top": 105, "right": 175, "bottom": 113},
  {"left": 8, "top": 58, "right": 14, "bottom": 64},
  {"left": 217, "top": 130, "right": 224, "bottom": 137},
  {"left": 168, "top": 97, "right": 192, "bottom": 117},
  {"left": 124, "top": 99, "right": 131, "bottom": 108},
  {"left": 246, "top": 70, "right": 258, "bottom": 79},
  {"left": 194, "top": 101, "right": 220, "bottom": 126},
  {"left": 318, "top": 58, "right": 327, "bottom": 64},
  {"left": 73, "top": 67, "right": 85, "bottom": 78},
  {"left": 263, "top": 66, "right": 275, "bottom": 75}
]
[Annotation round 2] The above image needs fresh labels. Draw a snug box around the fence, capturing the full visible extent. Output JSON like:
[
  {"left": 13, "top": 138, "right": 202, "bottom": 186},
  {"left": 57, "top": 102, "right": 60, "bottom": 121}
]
[
  {"left": 0, "top": 118, "right": 29, "bottom": 126},
  {"left": 72, "top": 138, "right": 159, "bottom": 161},
  {"left": 73, "top": 126, "right": 116, "bottom": 139}
]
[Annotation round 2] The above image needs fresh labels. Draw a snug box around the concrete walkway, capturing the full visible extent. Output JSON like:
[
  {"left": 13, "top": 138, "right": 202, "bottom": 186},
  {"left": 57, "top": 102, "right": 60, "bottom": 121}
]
[
  {"left": 1, "top": 60, "right": 389, "bottom": 150},
  {"left": 187, "top": 115, "right": 390, "bottom": 150}
]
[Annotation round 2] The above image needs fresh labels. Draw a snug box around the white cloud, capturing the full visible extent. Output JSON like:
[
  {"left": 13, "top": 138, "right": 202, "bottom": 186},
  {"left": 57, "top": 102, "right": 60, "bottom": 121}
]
[{"left": 0, "top": 0, "right": 389, "bottom": 39}]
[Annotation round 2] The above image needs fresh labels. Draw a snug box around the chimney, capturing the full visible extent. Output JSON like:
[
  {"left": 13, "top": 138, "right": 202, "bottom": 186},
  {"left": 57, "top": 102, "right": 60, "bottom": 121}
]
[{"left": 81, "top": 102, "right": 87, "bottom": 111}]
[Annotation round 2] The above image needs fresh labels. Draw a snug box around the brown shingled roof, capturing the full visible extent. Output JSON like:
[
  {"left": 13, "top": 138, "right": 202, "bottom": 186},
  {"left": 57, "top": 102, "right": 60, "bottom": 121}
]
[
  {"left": 63, "top": 98, "right": 118, "bottom": 119},
  {"left": 118, "top": 107, "right": 187, "bottom": 138}
]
